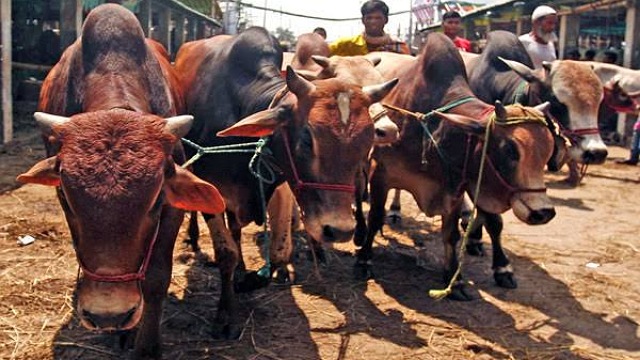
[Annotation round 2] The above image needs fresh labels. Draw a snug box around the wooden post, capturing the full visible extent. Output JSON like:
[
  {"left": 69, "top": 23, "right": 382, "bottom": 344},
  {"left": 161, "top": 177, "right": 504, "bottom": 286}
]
[
  {"left": 558, "top": 14, "right": 579, "bottom": 59},
  {"left": 157, "top": 5, "right": 171, "bottom": 53},
  {"left": 60, "top": 0, "right": 82, "bottom": 50},
  {"left": 186, "top": 17, "right": 196, "bottom": 41},
  {"left": 174, "top": 13, "right": 185, "bottom": 54},
  {"left": 139, "top": 0, "right": 152, "bottom": 37},
  {"left": 1, "top": 0, "right": 12, "bottom": 144}
]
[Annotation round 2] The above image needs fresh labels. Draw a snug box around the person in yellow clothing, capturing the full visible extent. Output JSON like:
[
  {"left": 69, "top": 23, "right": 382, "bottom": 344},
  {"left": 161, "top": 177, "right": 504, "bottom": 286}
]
[{"left": 329, "top": 0, "right": 410, "bottom": 56}]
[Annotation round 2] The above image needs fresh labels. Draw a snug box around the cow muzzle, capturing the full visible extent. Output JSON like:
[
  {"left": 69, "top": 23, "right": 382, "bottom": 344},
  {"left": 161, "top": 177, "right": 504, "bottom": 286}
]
[
  {"left": 77, "top": 280, "right": 144, "bottom": 331},
  {"left": 511, "top": 195, "right": 556, "bottom": 225},
  {"left": 373, "top": 115, "right": 400, "bottom": 145},
  {"left": 571, "top": 136, "right": 608, "bottom": 164}
]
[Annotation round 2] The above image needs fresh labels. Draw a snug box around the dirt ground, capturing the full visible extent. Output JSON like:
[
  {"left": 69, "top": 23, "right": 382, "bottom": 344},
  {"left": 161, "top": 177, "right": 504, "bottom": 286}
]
[{"left": 0, "top": 103, "right": 639, "bottom": 360}]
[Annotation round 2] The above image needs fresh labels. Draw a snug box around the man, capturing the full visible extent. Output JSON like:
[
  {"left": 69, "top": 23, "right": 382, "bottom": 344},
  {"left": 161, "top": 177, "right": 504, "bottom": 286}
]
[
  {"left": 329, "top": 0, "right": 410, "bottom": 56},
  {"left": 442, "top": 10, "right": 471, "bottom": 52},
  {"left": 313, "top": 27, "right": 327, "bottom": 40},
  {"left": 519, "top": 5, "right": 558, "bottom": 69}
]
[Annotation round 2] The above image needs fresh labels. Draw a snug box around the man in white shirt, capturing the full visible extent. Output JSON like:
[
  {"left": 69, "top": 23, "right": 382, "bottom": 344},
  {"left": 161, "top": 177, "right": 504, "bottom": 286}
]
[{"left": 519, "top": 5, "right": 558, "bottom": 69}]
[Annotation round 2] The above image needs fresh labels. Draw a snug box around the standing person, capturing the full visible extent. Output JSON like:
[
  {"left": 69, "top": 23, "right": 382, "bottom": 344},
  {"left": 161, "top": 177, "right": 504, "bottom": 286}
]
[
  {"left": 618, "top": 120, "right": 640, "bottom": 165},
  {"left": 329, "top": 0, "right": 410, "bottom": 56},
  {"left": 441, "top": 10, "right": 471, "bottom": 52},
  {"left": 519, "top": 5, "right": 558, "bottom": 69},
  {"left": 313, "top": 27, "right": 327, "bottom": 40}
]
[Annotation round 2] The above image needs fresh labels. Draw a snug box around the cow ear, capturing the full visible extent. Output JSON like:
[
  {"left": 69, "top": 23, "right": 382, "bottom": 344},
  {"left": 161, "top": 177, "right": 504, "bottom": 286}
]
[
  {"left": 164, "top": 165, "right": 225, "bottom": 214},
  {"left": 432, "top": 111, "right": 485, "bottom": 135},
  {"left": 498, "top": 57, "right": 543, "bottom": 83},
  {"left": 216, "top": 108, "right": 281, "bottom": 137},
  {"left": 16, "top": 157, "right": 60, "bottom": 186}
]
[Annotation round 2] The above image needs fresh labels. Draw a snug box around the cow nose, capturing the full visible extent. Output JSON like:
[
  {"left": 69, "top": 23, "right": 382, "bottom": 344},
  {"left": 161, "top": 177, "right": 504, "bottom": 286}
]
[
  {"left": 526, "top": 208, "right": 556, "bottom": 225},
  {"left": 82, "top": 306, "right": 138, "bottom": 330},
  {"left": 582, "top": 149, "right": 608, "bottom": 164},
  {"left": 322, "top": 224, "right": 355, "bottom": 243}
]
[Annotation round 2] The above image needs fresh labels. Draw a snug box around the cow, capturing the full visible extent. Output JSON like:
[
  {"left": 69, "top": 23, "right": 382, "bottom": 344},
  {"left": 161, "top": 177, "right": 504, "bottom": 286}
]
[
  {"left": 15, "top": 4, "right": 225, "bottom": 359},
  {"left": 378, "top": 32, "right": 606, "bottom": 256},
  {"left": 459, "top": 30, "right": 606, "bottom": 255},
  {"left": 354, "top": 32, "right": 556, "bottom": 300},
  {"left": 290, "top": 32, "right": 330, "bottom": 74},
  {"left": 174, "top": 27, "right": 396, "bottom": 338},
  {"left": 584, "top": 61, "right": 640, "bottom": 113}
]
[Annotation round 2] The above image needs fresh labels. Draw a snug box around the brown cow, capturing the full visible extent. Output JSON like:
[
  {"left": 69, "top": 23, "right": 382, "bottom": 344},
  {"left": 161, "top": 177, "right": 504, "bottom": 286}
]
[
  {"left": 16, "top": 4, "right": 224, "bottom": 359},
  {"left": 174, "top": 27, "right": 395, "bottom": 338},
  {"left": 355, "top": 33, "right": 556, "bottom": 300}
]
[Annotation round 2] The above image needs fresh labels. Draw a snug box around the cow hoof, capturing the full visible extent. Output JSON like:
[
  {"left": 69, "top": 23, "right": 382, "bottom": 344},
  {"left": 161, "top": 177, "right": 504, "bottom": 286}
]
[
  {"left": 354, "top": 225, "right": 367, "bottom": 247},
  {"left": 353, "top": 260, "right": 374, "bottom": 281},
  {"left": 386, "top": 210, "right": 402, "bottom": 224},
  {"left": 494, "top": 272, "right": 518, "bottom": 289},
  {"left": 273, "top": 266, "right": 294, "bottom": 285},
  {"left": 447, "top": 283, "right": 477, "bottom": 301},
  {"left": 466, "top": 241, "right": 485, "bottom": 257},
  {"left": 234, "top": 271, "right": 270, "bottom": 293}
]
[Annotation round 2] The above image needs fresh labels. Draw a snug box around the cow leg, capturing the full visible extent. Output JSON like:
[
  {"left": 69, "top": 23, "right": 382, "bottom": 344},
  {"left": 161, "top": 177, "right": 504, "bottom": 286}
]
[
  {"left": 266, "top": 183, "right": 296, "bottom": 284},
  {"left": 355, "top": 167, "right": 388, "bottom": 280},
  {"left": 205, "top": 213, "right": 242, "bottom": 340},
  {"left": 184, "top": 211, "right": 200, "bottom": 252},
  {"left": 354, "top": 166, "right": 368, "bottom": 247},
  {"left": 441, "top": 211, "right": 474, "bottom": 301},
  {"left": 225, "top": 212, "right": 270, "bottom": 293},
  {"left": 132, "top": 207, "right": 184, "bottom": 359},
  {"left": 564, "top": 159, "right": 581, "bottom": 187},
  {"left": 460, "top": 194, "right": 485, "bottom": 256},
  {"left": 482, "top": 212, "right": 517, "bottom": 289},
  {"left": 386, "top": 188, "right": 402, "bottom": 224}
]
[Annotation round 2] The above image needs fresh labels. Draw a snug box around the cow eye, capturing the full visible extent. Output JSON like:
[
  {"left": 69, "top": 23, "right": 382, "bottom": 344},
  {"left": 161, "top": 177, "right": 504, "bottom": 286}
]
[
  {"left": 501, "top": 140, "right": 520, "bottom": 161},
  {"left": 297, "top": 126, "right": 314, "bottom": 154}
]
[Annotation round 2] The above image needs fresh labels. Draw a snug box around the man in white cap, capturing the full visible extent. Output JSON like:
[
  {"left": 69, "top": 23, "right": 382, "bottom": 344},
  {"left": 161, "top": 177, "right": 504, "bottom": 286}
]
[{"left": 519, "top": 5, "right": 558, "bottom": 69}]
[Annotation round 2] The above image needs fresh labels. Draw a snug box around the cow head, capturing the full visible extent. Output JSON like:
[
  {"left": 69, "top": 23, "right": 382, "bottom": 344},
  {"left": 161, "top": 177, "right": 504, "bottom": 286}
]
[
  {"left": 435, "top": 102, "right": 555, "bottom": 225},
  {"left": 218, "top": 67, "right": 395, "bottom": 243},
  {"left": 295, "top": 55, "right": 400, "bottom": 145},
  {"left": 17, "top": 109, "right": 224, "bottom": 331},
  {"left": 603, "top": 78, "right": 640, "bottom": 114},
  {"left": 500, "top": 58, "right": 607, "bottom": 165}
]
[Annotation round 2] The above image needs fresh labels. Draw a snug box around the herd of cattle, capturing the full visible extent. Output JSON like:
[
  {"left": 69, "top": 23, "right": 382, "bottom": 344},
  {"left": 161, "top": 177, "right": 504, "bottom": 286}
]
[{"left": 13, "top": 4, "right": 640, "bottom": 359}]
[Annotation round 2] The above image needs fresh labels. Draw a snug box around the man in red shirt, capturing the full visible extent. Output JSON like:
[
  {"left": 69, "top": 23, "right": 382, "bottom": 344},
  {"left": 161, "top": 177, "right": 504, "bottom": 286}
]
[{"left": 442, "top": 10, "right": 471, "bottom": 52}]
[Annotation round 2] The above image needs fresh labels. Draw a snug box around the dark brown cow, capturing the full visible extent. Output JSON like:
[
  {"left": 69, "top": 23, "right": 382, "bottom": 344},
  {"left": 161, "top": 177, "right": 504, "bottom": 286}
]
[
  {"left": 174, "top": 27, "right": 395, "bottom": 338},
  {"left": 355, "top": 33, "right": 556, "bottom": 300},
  {"left": 16, "top": 4, "right": 224, "bottom": 359}
]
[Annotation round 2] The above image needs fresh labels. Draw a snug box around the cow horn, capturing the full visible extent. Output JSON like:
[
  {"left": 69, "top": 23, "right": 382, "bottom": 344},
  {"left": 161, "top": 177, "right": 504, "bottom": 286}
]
[
  {"left": 311, "top": 55, "right": 331, "bottom": 69},
  {"left": 33, "top": 112, "right": 70, "bottom": 135},
  {"left": 363, "top": 78, "right": 399, "bottom": 103},
  {"left": 286, "top": 65, "right": 316, "bottom": 97},
  {"left": 164, "top": 115, "right": 194, "bottom": 139},
  {"left": 534, "top": 101, "right": 551, "bottom": 114},
  {"left": 494, "top": 100, "right": 507, "bottom": 121},
  {"left": 498, "top": 56, "right": 541, "bottom": 83},
  {"left": 367, "top": 56, "right": 382, "bottom": 66}
]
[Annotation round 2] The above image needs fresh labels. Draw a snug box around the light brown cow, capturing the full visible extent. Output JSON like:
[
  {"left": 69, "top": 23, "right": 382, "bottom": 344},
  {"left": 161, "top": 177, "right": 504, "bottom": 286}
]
[{"left": 16, "top": 5, "right": 224, "bottom": 359}]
